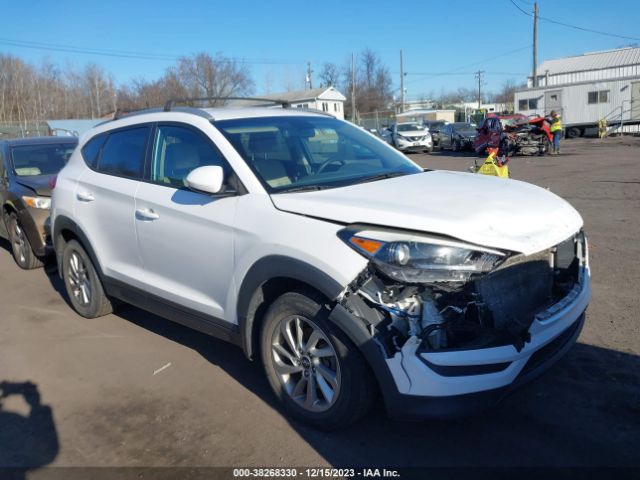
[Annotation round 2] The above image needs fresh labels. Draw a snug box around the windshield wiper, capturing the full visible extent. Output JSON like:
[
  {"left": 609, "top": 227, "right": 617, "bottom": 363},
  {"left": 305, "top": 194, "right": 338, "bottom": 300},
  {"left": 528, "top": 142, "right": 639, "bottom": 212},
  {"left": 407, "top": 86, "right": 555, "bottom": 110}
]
[
  {"left": 354, "top": 171, "right": 408, "bottom": 185},
  {"left": 278, "top": 184, "right": 335, "bottom": 194}
]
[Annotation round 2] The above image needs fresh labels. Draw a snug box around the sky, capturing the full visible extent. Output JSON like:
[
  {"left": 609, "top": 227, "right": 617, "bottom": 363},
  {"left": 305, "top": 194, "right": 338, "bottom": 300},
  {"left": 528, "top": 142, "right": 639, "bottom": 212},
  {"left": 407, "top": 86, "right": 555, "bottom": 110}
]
[{"left": 2, "top": 0, "right": 639, "bottom": 100}]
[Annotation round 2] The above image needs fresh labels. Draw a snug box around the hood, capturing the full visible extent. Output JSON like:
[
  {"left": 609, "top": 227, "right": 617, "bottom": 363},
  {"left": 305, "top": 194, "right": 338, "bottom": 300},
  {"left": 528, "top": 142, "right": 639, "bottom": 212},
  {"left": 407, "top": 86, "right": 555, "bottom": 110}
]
[
  {"left": 15, "top": 175, "right": 53, "bottom": 197},
  {"left": 457, "top": 130, "right": 477, "bottom": 138},
  {"left": 271, "top": 171, "right": 583, "bottom": 256},
  {"left": 398, "top": 130, "right": 428, "bottom": 136}
]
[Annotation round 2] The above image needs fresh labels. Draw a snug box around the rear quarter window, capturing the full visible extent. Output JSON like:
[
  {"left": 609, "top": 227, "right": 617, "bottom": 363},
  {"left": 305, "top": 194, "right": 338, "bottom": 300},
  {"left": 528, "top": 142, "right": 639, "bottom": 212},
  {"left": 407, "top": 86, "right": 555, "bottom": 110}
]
[{"left": 81, "top": 134, "right": 107, "bottom": 169}]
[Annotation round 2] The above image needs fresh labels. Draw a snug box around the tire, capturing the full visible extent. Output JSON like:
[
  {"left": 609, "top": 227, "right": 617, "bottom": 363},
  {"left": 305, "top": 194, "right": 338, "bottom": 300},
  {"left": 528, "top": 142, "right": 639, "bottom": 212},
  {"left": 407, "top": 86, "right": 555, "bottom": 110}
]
[
  {"left": 260, "top": 291, "right": 375, "bottom": 430},
  {"left": 62, "top": 239, "right": 113, "bottom": 318},
  {"left": 424, "top": 147, "right": 433, "bottom": 154},
  {"left": 566, "top": 127, "right": 580, "bottom": 139},
  {"left": 7, "top": 213, "right": 43, "bottom": 270}
]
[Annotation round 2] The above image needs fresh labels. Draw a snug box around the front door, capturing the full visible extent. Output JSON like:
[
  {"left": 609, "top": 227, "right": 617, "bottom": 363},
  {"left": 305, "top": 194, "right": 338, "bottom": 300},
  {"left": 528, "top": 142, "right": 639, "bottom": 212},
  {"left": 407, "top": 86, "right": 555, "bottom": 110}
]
[
  {"left": 545, "top": 90, "right": 562, "bottom": 116},
  {"left": 134, "top": 123, "right": 238, "bottom": 321},
  {"left": 631, "top": 82, "right": 640, "bottom": 120}
]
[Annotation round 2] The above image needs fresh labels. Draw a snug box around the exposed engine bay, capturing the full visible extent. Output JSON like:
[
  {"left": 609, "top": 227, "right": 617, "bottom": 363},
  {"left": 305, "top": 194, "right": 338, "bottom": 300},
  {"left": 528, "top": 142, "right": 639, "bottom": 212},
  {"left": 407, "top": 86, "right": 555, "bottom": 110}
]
[{"left": 338, "top": 232, "right": 585, "bottom": 357}]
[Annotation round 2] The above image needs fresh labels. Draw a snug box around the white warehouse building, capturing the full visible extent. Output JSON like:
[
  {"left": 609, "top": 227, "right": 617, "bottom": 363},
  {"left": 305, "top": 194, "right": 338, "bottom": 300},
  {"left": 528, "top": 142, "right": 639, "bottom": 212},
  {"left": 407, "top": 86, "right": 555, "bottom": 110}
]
[{"left": 514, "top": 46, "right": 640, "bottom": 137}]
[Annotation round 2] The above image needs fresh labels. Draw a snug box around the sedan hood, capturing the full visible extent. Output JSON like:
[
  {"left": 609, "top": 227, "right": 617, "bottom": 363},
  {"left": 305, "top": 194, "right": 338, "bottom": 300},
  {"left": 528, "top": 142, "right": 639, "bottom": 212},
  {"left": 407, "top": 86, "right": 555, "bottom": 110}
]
[
  {"left": 398, "top": 130, "right": 428, "bottom": 136},
  {"left": 272, "top": 171, "right": 583, "bottom": 255},
  {"left": 15, "top": 175, "right": 53, "bottom": 197}
]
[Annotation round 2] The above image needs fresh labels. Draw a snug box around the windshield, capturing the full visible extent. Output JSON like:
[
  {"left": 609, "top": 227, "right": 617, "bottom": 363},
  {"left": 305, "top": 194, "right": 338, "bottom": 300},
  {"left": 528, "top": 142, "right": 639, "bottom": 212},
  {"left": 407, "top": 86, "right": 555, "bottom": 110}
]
[
  {"left": 453, "top": 123, "right": 476, "bottom": 134},
  {"left": 397, "top": 123, "right": 423, "bottom": 132},
  {"left": 10, "top": 143, "right": 76, "bottom": 176},
  {"left": 214, "top": 116, "right": 422, "bottom": 193}
]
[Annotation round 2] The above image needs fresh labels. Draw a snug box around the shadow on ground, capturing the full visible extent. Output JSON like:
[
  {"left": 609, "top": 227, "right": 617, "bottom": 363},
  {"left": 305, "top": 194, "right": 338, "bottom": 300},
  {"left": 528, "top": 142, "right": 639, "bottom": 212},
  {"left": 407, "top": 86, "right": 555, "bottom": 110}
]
[{"left": 0, "top": 381, "right": 59, "bottom": 479}]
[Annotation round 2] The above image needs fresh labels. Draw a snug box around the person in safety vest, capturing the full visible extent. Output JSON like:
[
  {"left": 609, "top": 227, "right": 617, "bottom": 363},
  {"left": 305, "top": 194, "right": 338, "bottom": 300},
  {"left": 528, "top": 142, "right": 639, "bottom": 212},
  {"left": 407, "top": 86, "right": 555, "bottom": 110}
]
[{"left": 546, "top": 110, "right": 563, "bottom": 154}]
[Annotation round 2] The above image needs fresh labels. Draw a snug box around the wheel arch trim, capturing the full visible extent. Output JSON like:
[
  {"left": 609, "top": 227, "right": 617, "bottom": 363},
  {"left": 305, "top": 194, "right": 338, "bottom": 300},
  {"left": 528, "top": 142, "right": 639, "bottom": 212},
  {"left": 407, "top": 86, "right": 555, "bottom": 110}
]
[{"left": 237, "top": 255, "right": 344, "bottom": 359}]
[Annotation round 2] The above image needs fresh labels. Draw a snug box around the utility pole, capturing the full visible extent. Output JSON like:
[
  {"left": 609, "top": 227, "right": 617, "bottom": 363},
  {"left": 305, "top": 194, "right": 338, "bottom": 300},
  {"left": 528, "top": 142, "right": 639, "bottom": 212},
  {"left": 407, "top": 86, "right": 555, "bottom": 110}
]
[
  {"left": 533, "top": 2, "right": 539, "bottom": 87},
  {"left": 400, "top": 49, "right": 405, "bottom": 113},
  {"left": 306, "top": 61, "right": 313, "bottom": 89},
  {"left": 475, "top": 70, "right": 484, "bottom": 109},
  {"left": 351, "top": 53, "right": 356, "bottom": 122}
]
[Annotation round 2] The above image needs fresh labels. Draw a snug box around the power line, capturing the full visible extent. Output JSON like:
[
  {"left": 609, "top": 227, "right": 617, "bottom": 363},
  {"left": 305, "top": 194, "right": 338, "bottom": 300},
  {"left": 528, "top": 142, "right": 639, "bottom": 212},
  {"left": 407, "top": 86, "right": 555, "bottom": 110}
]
[
  {"left": 508, "top": 0, "right": 640, "bottom": 42},
  {"left": 0, "top": 37, "right": 305, "bottom": 64}
]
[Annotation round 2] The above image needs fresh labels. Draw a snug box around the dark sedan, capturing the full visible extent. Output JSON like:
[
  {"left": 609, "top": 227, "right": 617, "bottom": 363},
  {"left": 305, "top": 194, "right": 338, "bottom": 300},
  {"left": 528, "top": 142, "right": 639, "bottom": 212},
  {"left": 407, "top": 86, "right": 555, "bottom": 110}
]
[
  {"left": 423, "top": 120, "right": 446, "bottom": 147},
  {"left": 439, "top": 122, "right": 478, "bottom": 151},
  {"left": 0, "top": 136, "right": 77, "bottom": 268}
]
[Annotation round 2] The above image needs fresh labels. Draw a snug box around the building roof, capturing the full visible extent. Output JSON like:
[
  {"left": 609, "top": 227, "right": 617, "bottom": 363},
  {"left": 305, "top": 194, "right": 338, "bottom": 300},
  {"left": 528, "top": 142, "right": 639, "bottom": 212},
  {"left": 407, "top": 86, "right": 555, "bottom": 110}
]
[
  {"left": 260, "top": 86, "right": 346, "bottom": 103},
  {"left": 538, "top": 46, "right": 640, "bottom": 75}
]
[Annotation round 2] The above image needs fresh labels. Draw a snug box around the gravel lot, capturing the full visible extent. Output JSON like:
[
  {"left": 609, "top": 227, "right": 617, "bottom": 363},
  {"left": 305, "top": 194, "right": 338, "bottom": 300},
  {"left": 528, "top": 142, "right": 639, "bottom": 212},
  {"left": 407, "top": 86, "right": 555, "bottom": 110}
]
[{"left": 1, "top": 137, "right": 639, "bottom": 473}]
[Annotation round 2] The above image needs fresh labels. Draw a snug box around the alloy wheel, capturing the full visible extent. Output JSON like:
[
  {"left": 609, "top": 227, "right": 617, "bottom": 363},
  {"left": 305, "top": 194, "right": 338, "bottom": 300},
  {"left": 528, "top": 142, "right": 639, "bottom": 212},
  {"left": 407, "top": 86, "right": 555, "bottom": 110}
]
[
  {"left": 271, "top": 315, "right": 341, "bottom": 413},
  {"left": 67, "top": 251, "right": 92, "bottom": 306},
  {"left": 11, "top": 220, "right": 27, "bottom": 264}
]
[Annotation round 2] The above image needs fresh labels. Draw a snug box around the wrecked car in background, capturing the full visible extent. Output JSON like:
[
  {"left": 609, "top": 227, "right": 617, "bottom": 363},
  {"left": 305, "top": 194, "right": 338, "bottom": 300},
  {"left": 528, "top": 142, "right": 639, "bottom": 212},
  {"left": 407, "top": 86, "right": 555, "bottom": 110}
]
[{"left": 474, "top": 114, "right": 553, "bottom": 156}]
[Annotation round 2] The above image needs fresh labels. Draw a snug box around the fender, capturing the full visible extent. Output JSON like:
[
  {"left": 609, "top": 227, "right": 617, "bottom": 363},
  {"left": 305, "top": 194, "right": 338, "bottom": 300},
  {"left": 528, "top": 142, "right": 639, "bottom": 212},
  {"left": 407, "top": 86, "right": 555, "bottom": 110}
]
[
  {"left": 52, "top": 215, "right": 105, "bottom": 281},
  {"left": 237, "top": 255, "right": 344, "bottom": 358}
]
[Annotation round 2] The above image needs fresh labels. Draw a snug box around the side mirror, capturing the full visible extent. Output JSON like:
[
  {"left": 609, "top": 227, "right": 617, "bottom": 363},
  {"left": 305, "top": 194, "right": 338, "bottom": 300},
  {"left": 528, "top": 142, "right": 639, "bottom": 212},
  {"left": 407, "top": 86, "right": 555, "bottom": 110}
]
[{"left": 186, "top": 165, "right": 224, "bottom": 194}]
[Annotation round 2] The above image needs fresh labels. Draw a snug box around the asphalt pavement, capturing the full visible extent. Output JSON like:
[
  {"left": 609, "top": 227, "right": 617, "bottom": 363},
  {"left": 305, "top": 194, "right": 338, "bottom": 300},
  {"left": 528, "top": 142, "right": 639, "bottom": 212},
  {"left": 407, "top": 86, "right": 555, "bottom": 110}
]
[{"left": 1, "top": 136, "right": 639, "bottom": 473}]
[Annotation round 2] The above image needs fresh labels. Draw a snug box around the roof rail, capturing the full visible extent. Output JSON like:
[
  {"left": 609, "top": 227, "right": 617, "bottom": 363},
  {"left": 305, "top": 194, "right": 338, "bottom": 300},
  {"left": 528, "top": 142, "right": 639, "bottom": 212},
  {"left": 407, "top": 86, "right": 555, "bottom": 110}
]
[{"left": 163, "top": 96, "right": 291, "bottom": 111}]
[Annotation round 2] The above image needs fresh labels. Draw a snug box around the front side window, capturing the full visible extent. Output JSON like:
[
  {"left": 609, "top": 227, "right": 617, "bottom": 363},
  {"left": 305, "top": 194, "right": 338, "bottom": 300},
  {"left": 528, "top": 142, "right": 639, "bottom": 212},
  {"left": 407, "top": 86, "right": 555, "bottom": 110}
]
[
  {"left": 151, "top": 125, "right": 229, "bottom": 188},
  {"left": 10, "top": 143, "right": 76, "bottom": 177},
  {"left": 214, "top": 116, "right": 422, "bottom": 193},
  {"left": 97, "top": 127, "right": 148, "bottom": 179}
]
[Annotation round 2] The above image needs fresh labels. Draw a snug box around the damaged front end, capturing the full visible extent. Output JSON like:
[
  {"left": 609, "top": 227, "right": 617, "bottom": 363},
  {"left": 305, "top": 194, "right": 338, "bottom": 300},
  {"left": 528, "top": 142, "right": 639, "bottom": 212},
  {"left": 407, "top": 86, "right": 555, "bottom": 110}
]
[{"left": 337, "top": 226, "right": 586, "bottom": 359}]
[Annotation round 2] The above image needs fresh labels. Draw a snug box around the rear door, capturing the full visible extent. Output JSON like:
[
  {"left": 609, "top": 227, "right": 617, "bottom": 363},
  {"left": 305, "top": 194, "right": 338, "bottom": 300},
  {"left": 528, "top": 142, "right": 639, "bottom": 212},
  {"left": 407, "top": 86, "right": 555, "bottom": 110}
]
[
  {"left": 545, "top": 90, "right": 562, "bottom": 116},
  {"left": 74, "top": 126, "right": 150, "bottom": 287},
  {"left": 134, "top": 123, "right": 238, "bottom": 321}
]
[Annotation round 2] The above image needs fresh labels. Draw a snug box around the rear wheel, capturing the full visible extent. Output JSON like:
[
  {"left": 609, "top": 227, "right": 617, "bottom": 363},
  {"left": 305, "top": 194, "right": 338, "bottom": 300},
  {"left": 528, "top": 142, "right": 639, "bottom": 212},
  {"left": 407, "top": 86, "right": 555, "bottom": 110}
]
[
  {"left": 62, "top": 239, "right": 113, "bottom": 318},
  {"left": 566, "top": 127, "right": 581, "bottom": 139},
  {"left": 260, "top": 291, "right": 375, "bottom": 430},
  {"left": 7, "top": 213, "right": 42, "bottom": 270}
]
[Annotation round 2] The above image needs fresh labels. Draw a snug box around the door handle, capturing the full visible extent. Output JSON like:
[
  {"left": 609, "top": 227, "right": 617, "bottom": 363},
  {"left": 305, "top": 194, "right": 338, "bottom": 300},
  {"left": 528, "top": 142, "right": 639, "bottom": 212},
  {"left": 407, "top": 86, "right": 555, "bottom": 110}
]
[
  {"left": 76, "top": 192, "right": 94, "bottom": 202},
  {"left": 135, "top": 208, "right": 160, "bottom": 221}
]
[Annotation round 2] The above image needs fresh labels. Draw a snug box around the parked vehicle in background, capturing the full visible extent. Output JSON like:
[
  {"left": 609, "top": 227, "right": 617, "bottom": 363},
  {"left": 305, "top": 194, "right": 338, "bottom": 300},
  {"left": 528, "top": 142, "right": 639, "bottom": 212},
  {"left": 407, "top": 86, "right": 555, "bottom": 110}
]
[
  {"left": 439, "top": 122, "right": 477, "bottom": 151},
  {"left": 474, "top": 115, "right": 552, "bottom": 156},
  {"left": 422, "top": 120, "right": 446, "bottom": 147},
  {"left": 382, "top": 122, "right": 432, "bottom": 153},
  {"left": 0, "top": 137, "right": 77, "bottom": 269},
  {"left": 51, "top": 101, "right": 590, "bottom": 430}
]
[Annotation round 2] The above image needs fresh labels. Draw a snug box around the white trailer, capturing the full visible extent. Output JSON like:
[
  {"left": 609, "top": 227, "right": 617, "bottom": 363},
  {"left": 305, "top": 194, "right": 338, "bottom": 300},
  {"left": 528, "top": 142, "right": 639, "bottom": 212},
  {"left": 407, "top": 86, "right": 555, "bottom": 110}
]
[{"left": 514, "top": 47, "right": 640, "bottom": 137}]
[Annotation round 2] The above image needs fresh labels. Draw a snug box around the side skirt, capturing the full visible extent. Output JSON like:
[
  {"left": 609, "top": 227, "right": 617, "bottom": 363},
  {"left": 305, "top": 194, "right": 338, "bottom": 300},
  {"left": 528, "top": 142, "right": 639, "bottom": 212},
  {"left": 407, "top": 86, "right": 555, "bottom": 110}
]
[{"left": 103, "top": 278, "right": 241, "bottom": 346}]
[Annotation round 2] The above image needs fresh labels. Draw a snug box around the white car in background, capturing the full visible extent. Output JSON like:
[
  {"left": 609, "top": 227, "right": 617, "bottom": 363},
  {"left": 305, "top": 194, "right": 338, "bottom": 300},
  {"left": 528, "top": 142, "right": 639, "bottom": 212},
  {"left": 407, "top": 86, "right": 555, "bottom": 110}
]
[
  {"left": 51, "top": 100, "right": 590, "bottom": 430},
  {"left": 382, "top": 122, "right": 433, "bottom": 153}
]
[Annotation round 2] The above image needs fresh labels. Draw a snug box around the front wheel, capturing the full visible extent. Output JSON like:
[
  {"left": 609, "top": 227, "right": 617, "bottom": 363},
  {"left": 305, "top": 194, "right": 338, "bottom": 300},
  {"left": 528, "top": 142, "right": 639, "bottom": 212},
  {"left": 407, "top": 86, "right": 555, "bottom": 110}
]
[
  {"left": 7, "top": 213, "right": 42, "bottom": 269},
  {"left": 260, "top": 291, "right": 375, "bottom": 430}
]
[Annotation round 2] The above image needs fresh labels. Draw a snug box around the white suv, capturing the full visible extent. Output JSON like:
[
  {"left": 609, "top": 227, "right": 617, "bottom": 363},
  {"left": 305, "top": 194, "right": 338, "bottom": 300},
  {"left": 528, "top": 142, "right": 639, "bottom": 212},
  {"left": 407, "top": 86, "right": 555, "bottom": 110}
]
[{"left": 51, "top": 101, "right": 590, "bottom": 430}]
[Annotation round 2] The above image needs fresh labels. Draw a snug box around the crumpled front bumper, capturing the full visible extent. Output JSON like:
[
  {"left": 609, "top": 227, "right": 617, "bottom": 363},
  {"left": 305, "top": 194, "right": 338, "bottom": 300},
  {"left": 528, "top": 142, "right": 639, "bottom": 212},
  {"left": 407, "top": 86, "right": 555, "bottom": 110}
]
[{"left": 329, "top": 266, "right": 591, "bottom": 420}]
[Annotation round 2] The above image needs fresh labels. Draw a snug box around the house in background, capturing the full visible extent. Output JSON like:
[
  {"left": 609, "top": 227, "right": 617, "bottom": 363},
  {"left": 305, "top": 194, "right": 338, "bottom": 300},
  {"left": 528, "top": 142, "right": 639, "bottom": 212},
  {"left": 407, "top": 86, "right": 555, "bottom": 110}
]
[
  {"left": 514, "top": 46, "right": 640, "bottom": 137},
  {"left": 259, "top": 86, "right": 347, "bottom": 119}
]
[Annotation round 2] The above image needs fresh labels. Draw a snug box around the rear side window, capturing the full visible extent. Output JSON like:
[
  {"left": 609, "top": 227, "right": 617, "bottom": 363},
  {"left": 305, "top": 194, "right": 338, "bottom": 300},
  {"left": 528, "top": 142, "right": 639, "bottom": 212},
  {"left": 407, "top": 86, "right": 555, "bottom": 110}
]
[
  {"left": 97, "top": 127, "right": 148, "bottom": 179},
  {"left": 81, "top": 134, "right": 107, "bottom": 168}
]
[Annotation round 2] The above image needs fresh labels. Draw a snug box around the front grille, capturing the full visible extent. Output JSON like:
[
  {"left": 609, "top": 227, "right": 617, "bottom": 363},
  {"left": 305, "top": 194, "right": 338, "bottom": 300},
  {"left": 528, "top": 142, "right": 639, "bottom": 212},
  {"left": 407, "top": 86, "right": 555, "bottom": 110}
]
[{"left": 473, "top": 233, "right": 582, "bottom": 334}]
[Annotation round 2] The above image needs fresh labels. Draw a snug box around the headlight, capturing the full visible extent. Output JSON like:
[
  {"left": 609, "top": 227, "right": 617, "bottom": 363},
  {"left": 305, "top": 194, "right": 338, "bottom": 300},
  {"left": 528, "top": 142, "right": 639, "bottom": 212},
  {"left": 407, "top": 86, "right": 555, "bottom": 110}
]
[
  {"left": 22, "top": 196, "right": 51, "bottom": 209},
  {"left": 339, "top": 227, "right": 507, "bottom": 283}
]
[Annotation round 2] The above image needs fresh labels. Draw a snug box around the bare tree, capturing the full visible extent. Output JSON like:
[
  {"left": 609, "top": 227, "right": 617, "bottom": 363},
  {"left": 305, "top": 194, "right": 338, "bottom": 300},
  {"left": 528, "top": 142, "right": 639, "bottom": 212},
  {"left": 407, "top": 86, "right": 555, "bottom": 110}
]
[
  {"left": 318, "top": 62, "right": 341, "bottom": 88},
  {"left": 174, "top": 53, "right": 253, "bottom": 105}
]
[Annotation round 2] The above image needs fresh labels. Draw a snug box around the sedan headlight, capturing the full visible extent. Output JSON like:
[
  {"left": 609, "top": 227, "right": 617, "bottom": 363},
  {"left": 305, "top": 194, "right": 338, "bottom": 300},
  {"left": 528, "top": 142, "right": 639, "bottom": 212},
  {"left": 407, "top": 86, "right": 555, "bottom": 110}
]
[
  {"left": 22, "top": 196, "right": 51, "bottom": 209},
  {"left": 339, "top": 227, "right": 507, "bottom": 283}
]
